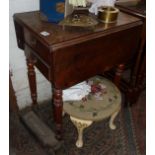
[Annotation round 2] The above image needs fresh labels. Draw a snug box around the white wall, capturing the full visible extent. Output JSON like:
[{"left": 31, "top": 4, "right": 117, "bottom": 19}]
[{"left": 10, "top": 0, "right": 51, "bottom": 109}]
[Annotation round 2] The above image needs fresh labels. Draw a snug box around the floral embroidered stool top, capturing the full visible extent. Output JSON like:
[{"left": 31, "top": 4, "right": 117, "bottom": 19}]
[{"left": 63, "top": 76, "right": 121, "bottom": 148}]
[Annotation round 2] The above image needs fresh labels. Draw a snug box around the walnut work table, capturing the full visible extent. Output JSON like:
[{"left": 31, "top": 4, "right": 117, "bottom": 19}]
[{"left": 14, "top": 11, "right": 142, "bottom": 139}]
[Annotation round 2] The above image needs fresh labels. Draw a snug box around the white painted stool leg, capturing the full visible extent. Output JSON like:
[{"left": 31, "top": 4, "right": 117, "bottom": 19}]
[
  {"left": 70, "top": 116, "right": 93, "bottom": 148},
  {"left": 62, "top": 110, "right": 65, "bottom": 116},
  {"left": 109, "top": 107, "right": 120, "bottom": 130}
]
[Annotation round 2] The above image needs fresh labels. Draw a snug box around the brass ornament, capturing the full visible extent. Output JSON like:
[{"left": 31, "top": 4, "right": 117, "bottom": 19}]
[
  {"left": 98, "top": 6, "right": 119, "bottom": 23},
  {"left": 59, "top": 14, "right": 98, "bottom": 27}
]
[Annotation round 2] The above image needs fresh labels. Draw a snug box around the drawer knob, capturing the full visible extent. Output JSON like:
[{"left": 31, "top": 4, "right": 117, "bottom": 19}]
[{"left": 31, "top": 38, "right": 37, "bottom": 46}]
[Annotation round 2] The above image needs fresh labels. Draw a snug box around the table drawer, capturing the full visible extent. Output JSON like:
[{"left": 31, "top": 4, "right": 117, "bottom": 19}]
[
  {"left": 24, "top": 28, "right": 51, "bottom": 65},
  {"left": 25, "top": 45, "right": 52, "bottom": 81}
]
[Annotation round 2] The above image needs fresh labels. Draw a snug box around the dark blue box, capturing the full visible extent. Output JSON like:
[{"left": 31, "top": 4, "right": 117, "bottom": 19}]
[{"left": 40, "top": 0, "right": 65, "bottom": 23}]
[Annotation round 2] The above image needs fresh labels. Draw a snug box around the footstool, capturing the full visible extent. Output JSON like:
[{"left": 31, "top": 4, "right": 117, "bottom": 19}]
[{"left": 63, "top": 76, "right": 121, "bottom": 148}]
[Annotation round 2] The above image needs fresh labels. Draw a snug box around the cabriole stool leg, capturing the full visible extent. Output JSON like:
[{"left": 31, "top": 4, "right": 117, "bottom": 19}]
[
  {"left": 70, "top": 116, "right": 93, "bottom": 148},
  {"left": 109, "top": 107, "right": 120, "bottom": 130}
]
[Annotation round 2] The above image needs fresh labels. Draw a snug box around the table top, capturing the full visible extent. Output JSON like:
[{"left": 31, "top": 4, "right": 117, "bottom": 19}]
[
  {"left": 14, "top": 11, "right": 142, "bottom": 50},
  {"left": 63, "top": 76, "right": 121, "bottom": 121}
]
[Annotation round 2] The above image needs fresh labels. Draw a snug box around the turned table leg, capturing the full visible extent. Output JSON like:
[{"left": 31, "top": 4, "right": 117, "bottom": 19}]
[
  {"left": 114, "top": 64, "right": 125, "bottom": 88},
  {"left": 70, "top": 116, "right": 93, "bottom": 148},
  {"left": 26, "top": 58, "right": 37, "bottom": 105},
  {"left": 136, "top": 52, "right": 146, "bottom": 87},
  {"left": 53, "top": 88, "right": 63, "bottom": 140}
]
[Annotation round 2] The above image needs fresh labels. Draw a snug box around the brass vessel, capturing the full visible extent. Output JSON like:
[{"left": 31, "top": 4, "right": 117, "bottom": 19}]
[{"left": 98, "top": 6, "right": 119, "bottom": 23}]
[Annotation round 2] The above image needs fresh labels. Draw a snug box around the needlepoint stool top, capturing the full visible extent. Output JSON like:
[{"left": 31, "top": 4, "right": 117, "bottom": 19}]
[{"left": 63, "top": 76, "right": 121, "bottom": 121}]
